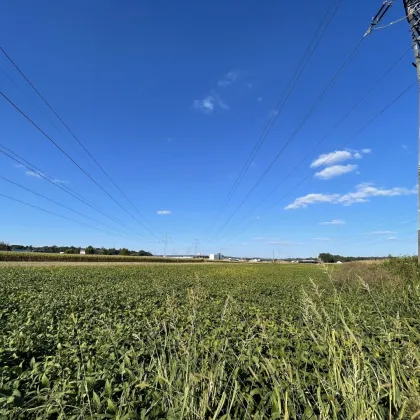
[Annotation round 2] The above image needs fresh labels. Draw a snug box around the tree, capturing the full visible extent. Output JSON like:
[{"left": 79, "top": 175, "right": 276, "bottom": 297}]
[
  {"left": 138, "top": 250, "right": 153, "bottom": 256},
  {"left": 0, "top": 241, "right": 11, "bottom": 251},
  {"left": 85, "top": 246, "right": 95, "bottom": 255},
  {"left": 119, "top": 248, "right": 130, "bottom": 256},
  {"left": 318, "top": 253, "right": 335, "bottom": 263}
]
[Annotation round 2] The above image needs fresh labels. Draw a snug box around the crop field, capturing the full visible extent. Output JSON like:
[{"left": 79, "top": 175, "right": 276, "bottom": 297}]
[
  {"left": 0, "top": 251, "right": 204, "bottom": 263},
  {"left": 1, "top": 260, "right": 420, "bottom": 419}
]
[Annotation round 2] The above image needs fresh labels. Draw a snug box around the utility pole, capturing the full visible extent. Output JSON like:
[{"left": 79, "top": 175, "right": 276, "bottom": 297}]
[
  {"left": 366, "top": 0, "right": 420, "bottom": 262},
  {"left": 403, "top": 0, "right": 420, "bottom": 263}
]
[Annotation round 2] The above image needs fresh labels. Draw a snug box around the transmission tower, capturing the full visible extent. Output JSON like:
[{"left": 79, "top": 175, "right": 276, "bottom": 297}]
[
  {"left": 194, "top": 238, "right": 200, "bottom": 256},
  {"left": 403, "top": 0, "right": 420, "bottom": 263},
  {"left": 366, "top": 0, "right": 420, "bottom": 262}
]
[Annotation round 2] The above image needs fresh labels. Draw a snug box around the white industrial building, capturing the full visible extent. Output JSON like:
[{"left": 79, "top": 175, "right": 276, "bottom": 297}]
[{"left": 209, "top": 253, "right": 223, "bottom": 260}]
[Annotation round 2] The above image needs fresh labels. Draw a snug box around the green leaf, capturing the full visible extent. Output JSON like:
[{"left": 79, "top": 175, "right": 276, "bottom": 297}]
[
  {"left": 107, "top": 398, "right": 117, "bottom": 413},
  {"left": 41, "top": 374, "right": 50, "bottom": 387}
]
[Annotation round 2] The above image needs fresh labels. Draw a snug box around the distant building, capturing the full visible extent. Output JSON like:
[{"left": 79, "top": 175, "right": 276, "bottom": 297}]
[
  {"left": 80, "top": 249, "right": 86, "bottom": 255},
  {"left": 298, "top": 259, "right": 318, "bottom": 264},
  {"left": 209, "top": 253, "right": 223, "bottom": 260}
]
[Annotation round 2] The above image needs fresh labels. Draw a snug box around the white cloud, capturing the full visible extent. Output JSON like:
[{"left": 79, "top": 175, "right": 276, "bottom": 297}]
[
  {"left": 267, "top": 240, "right": 297, "bottom": 245},
  {"left": 319, "top": 219, "right": 345, "bottom": 225},
  {"left": 285, "top": 183, "right": 416, "bottom": 210},
  {"left": 193, "top": 93, "right": 229, "bottom": 113},
  {"left": 285, "top": 193, "right": 340, "bottom": 210},
  {"left": 25, "top": 171, "right": 41, "bottom": 178},
  {"left": 157, "top": 210, "right": 172, "bottom": 215},
  {"left": 310, "top": 149, "right": 370, "bottom": 169},
  {"left": 218, "top": 70, "right": 239, "bottom": 87},
  {"left": 313, "top": 237, "right": 331, "bottom": 241},
  {"left": 369, "top": 230, "right": 395, "bottom": 235},
  {"left": 314, "top": 164, "right": 358, "bottom": 180},
  {"left": 212, "top": 92, "right": 230, "bottom": 110},
  {"left": 193, "top": 96, "right": 215, "bottom": 113},
  {"left": 387, "top": 237, "right": 398, "bottom": 241}
]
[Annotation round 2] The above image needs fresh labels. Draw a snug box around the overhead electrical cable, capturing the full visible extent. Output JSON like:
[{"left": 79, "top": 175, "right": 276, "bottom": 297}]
[
  {"left": 0, "top": 174, "right": 132, "bottom": 238},
  {"left": 210, "top": 80, "right": 416, "bottom": 249},
  {"left": 208, "top": 0, "right": 345, "bottom": 231},
  {"left": 0, "top": 89, "right": 162, "bottom": 241},
  {"left": 0, "top": 192, "right": 121, "bottom": 236},
  {"left": 216, "top": 48, "right": 412, "bottom": 239},
  {"left": 0, "top": 45, "right": 155, "bottom": 232},
  {"left": 0, "top": 143, "right": 157, "bottom": 241},
  {"left": 205, "top": 36, "right": 367, "bottom": 248}
]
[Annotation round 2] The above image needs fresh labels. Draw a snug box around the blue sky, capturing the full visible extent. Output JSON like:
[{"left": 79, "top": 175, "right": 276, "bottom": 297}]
[{"left": 0, "top": 0, "right": 417, "bottom": 258}]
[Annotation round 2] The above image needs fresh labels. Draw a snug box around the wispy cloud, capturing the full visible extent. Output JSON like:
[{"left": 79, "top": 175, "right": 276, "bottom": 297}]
[
  {"left": 193, "top": 96, "right": 215, "bottom": 113},
  {"left": 267, "top": 240, "right": 302, "bottom": 246},
  {"left": 257, "top": 96, "right": 262, "bottom": 102},
  {"left": 319, "top": 219, "right": 345, "bottom": 225},
  {"left": 217, "top": 70, "right": 239, "bottom": 87},
  {"left": 285, "top": 183, "right": 416, "bottom": 210},
  {"left": 387, "top": 237, "right": 398, "bottom": 241},
  {"left": 310, "top": 149, "right": 370, "bottom": 169},
  {"left": 369, "top": 230, "right": 395, "bottom": 235},
  {"left": 25, "top": 171, "right": 42, "bottom": 179},
  {"left": 402, "top": 144, "right": 408, "bottom": 150},
  {"left": 313, "top": 237, "right": 331, "bottom": 241},
  {"left": 314, "top": 164, "right": 358, "bottom": 180},
  {"left": 157, "top": 210, "right": 172, "bottom": 215},
  {"left": 193, "top": 92, "right": 229, "bottom": 113}
]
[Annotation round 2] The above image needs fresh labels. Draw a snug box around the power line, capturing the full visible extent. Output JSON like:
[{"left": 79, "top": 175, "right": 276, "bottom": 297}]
[
  {"left": 0, "top": 89, "right": 162, "bottom": 242},
  {"left": 208, "top": 0, "right": 345, "bottom": 231},
  {"left": 0, "top": 174, "right": 131, "bottom": 238},
  {"left": 211, "top": 81, "right": 416, "bottom": 249},
  {"left": 216, "top": 48, "right": 411, "bottom": 239},
  {"left": 0, "top": 45, "right": 156, "bottom": 233},
  {"left": 0, "top": 143, "right": 157, "bottom": 241},
  {"left": 0, "top": 192, "right": 121, "bottom": 236},
  {"left": 205, "top": 36, "right": 367, "bottom": 247}
]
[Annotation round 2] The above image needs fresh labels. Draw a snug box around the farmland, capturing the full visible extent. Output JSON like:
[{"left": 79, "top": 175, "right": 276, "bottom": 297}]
[{"left": 1, "top": 260, "right": 420, "bottom": 418}]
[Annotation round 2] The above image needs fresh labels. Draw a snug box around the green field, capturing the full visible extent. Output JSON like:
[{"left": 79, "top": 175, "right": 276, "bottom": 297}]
[
  {"left": 0, "top": 251, "right": 204, "bottom": 263},
  {"left": 1, "top": 261, "right": 420, "bottom": 418}
]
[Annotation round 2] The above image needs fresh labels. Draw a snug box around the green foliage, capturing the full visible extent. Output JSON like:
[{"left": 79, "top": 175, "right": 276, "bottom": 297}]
[
  {"left": 119, "top": 248, "right": 130, "bottom": 256},
  {"left": 84, "top": 245, "right": 95, "bottom": 255},
  {"left": 318, "top": 252, "right": 386, "bottom": 263},
  {"left": 0, "top": 260, "right": 419, "bottom": 418},
  {"left": 0, "top": 241, "right": 11, "bottom": 251}
]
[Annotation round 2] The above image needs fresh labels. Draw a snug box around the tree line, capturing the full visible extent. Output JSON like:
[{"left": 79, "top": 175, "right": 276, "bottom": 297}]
[
  {"left": 0, "top": 242, "right": 152, "bottom": 256},
  {"left": 318, "top": 253, "right": 386, "bottom": 263}
]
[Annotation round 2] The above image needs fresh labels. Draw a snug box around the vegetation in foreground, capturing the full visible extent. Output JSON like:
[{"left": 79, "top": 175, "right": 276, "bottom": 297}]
[{"left": 1, "top": 259, "right": 419, "bottom": 419}]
